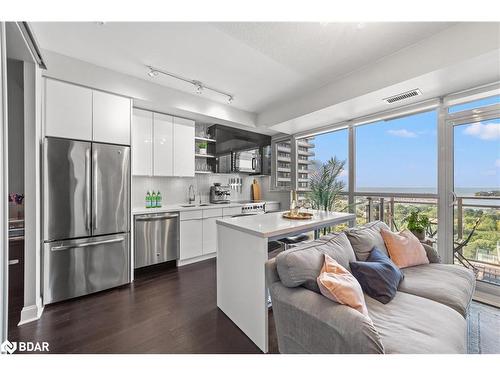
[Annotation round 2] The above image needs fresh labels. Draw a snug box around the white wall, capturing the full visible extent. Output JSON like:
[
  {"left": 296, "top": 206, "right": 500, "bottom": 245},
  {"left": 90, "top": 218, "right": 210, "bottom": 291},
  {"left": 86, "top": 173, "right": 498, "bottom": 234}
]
[
  {"left": 0, "top": 21, "right": 9, "bottom": 343},
  {"left": 6, "top": 59, "right": 23, "bottom": 195},
  {"left": 19, "top": 61, "right": 43, "bottom": 325},
  {"left": 259, "top": 176, "right": 290, "bottom": 210},
  {"left": 133, "top": 174, "right": 254, "bottom": 208},
  {"left": 132, "top": 174, "right": 289, "bottom": 209}
]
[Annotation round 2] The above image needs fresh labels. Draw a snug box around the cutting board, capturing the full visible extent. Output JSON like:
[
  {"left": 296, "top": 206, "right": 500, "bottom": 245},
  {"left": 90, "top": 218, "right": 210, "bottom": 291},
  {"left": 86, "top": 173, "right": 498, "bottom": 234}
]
[{"left": 251, "top": 179, "right": 261, "bottom": 201}]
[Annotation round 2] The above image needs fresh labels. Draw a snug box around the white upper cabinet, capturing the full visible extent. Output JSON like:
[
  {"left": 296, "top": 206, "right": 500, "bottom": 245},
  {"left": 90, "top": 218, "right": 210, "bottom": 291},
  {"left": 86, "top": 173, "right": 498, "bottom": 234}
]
[
  {"left": 132, "top": 109, "right": 153, "bottom": 176},
  {"left": 92, "top": 90, "right": 131, "bottom": 145},
  {"left": 131, "top": 109, "right": 194, "bottom": 177},
  {"left": 173, "top": 117, "right": 195, "bottom": 177},
  {"left": 45, "top": 79, "right": 92, "bottom": 140},
  {"left": 153, "top": 113, "right": 174, "bottom": 176}
]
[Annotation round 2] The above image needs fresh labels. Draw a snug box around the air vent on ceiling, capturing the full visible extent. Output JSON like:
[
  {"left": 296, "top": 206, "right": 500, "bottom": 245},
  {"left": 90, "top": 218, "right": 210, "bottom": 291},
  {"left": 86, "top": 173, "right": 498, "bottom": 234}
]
[{"left": 383, "top": 89, "right": 422, "bottom": 104}]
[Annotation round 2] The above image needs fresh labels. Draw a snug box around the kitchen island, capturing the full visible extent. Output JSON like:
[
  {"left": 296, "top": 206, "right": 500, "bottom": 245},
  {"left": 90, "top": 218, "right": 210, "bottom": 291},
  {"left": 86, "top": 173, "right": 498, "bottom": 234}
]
[{"left": 216, "top": 210, "right": 355, "bottom": 353}]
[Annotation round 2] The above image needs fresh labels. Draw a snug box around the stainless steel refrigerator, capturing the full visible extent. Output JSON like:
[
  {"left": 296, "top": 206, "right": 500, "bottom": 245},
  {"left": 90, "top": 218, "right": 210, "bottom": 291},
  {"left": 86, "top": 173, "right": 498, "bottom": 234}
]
[{"left": 43, "top": 137, "right": 130, "bottom": 304}]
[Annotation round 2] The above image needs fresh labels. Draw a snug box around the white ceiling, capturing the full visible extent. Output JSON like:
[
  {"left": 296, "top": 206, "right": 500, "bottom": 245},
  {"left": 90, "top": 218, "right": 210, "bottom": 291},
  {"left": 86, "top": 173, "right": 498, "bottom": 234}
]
[
  {"left": 30, "top": 22, "right": 500, "bottom": 135},
  {"left": 32, "top": 22, "right": 454, "bottom": 113}
]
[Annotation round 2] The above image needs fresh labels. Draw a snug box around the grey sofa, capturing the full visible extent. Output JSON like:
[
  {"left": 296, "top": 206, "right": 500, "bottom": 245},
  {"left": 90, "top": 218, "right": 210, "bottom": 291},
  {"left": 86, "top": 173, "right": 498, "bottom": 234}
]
[{"left": 266, "top": 221, "right": 476, "bottom": 354}]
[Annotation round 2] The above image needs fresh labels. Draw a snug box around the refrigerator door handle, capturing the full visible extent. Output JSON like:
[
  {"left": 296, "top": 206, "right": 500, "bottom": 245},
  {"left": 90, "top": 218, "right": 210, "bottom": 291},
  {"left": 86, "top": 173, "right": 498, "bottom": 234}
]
[
  {"left": 51, "top": 237, "right": 125, "bottom": 252},
  {"left": 92, "top": 147, "right": 98, "bottom": 231},
  {"left": 85, "top": 148, "right": 91, "bottom": 232}
]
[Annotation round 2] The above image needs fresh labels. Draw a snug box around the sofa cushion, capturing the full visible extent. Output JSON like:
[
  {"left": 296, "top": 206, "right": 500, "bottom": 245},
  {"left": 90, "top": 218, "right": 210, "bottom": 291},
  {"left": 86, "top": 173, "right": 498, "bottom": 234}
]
[
  {"left": 422, "top": 243, "right": 441, "bottom": 263},
  {"left": 345, "top": 221, "right": 390, "bottom": 261},
  {"left": 350, "top": 248, "right": 404, "bottom": 304},
  {"left": 381, "top": 229, "right": 429, "bottom": 268},
  {"left": 276, "top": 232, "right": 356, "bottom": 293},
  {"left": 317, "top": 254, "right": 369, "bottom": 316},
  {"left": 398, "top": 263, "right": 476, "bottom": 317},
  {"left": 366, "top": 292, "right": 466, "bottom": 354}
]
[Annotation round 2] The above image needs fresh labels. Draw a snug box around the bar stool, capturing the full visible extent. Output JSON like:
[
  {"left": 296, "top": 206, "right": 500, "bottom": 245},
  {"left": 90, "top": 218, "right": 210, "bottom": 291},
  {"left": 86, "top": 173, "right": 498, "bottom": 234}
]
[{"left": 279, "top": 234, "right": 311, "bottom": 250}]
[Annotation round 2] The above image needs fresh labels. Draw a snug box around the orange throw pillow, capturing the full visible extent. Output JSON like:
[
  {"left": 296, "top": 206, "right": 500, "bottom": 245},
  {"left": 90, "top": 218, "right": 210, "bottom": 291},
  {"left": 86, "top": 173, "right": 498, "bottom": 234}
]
[
  {"left": 317, "top": 254, "right": 369, "bottom": 316},
  {"left": 380, "top": 228, "right": 429, "bottom": 269}
]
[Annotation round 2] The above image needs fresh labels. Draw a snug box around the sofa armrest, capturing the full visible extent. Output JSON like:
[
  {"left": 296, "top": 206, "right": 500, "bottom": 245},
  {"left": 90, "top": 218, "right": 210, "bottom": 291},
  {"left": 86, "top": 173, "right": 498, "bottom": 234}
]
[
  {"left": 422, "top": 243, "right": 441, "bottom": 263},
  {"left": 269, "top": 282, "right": 384, "bottom": 354}
]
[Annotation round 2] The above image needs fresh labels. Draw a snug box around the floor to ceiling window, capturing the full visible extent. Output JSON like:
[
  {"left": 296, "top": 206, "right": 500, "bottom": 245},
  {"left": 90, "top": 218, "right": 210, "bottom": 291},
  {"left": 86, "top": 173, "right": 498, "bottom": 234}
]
[
  {"left": 354, "top": 110, "right": 438, "bottom": 231},
  {"left": 450, "top": 97, "right": 500, "bottom": 286},
  {"left": 291, "top": 85, "right": 499, "bottom": 289},
  {"left": 355, "top": 110, "right": 437, "bottom": 194}
]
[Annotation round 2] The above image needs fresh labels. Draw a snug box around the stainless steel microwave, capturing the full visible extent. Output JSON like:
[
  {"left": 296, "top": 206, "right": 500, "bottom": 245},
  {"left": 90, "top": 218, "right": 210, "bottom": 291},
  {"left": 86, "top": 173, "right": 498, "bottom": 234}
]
[
  {"left": 234, "top": 149, "right": 261, "bottom": 173},
  {"left": 218, "top": 148, "right": 264, "bottom": 174}
]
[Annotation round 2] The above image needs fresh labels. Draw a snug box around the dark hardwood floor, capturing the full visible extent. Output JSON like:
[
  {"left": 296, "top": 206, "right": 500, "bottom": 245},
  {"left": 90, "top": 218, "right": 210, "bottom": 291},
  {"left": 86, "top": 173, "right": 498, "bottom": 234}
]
[{"left": 9, "top": 259, "right": 278, "bottom": 354}]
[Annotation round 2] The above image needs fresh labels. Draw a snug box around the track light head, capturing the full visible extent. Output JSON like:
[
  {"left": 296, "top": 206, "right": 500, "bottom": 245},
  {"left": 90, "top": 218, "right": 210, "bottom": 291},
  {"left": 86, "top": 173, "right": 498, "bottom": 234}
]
[
  {"left": 147, "top": 68, "right": 159, "bottom": 78},
  {"left": 227, "top": 96, "right": 234, "bottom": 104},
  {"left": 195, "top": 83, "right": 203, "bottom": 94}
]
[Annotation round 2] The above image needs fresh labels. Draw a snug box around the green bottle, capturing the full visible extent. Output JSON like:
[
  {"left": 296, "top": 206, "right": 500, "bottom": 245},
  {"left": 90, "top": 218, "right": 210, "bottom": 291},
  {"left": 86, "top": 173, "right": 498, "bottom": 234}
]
[
  {"left": 146, "top": 191, "right": 151, "bottom": 208},
  {"left": 156, "top": 191, "right": 162, "bottom": 208},
  {"left": 151, "top": 191, "right": 157, "bottom": 208}
]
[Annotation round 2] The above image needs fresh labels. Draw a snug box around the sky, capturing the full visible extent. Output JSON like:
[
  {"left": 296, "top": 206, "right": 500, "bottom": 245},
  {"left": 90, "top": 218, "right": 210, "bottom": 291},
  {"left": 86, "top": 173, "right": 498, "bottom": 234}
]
[{"left": 312, "top": 96, "right": 500, "bottom": 193}]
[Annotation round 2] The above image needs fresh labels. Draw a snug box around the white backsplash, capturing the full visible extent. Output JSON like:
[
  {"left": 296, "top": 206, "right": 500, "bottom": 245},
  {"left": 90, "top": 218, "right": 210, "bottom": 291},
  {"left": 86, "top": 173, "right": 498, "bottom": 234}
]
[
  {"left": 133, "top": 174, "right": 256, "bottom": 208},
  {"left": 133, "top": 174, "right": 291, "bottom": 209}
]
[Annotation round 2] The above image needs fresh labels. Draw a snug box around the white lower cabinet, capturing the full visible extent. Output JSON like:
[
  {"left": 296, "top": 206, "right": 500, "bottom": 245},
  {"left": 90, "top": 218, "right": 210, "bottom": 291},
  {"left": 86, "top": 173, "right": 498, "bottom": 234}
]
[
  {"left": 202, "top": 217, "right": 218, "bottom": 255},
  {"left": 180, "top": 219, "right": 203, "bottom": 261}
]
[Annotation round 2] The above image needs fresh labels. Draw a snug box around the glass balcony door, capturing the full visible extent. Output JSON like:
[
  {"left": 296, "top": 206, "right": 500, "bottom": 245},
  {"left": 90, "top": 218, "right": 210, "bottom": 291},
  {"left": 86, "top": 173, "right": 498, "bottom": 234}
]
[{"left": 452, "top": 117, "right": 500, "bottom": 285}]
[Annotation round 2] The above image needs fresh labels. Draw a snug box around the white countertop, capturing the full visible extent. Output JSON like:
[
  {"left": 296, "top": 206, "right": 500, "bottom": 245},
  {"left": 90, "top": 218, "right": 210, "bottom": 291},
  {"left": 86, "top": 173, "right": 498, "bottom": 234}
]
[
  {"left": 132, "top": 200, "right": 281, "bottom": 215},
  {"left": 132, "top": 202, "right": 244, "bottom": 215},
  {"left": 216, "top": 210, "right": 355, "bottom": 239}
]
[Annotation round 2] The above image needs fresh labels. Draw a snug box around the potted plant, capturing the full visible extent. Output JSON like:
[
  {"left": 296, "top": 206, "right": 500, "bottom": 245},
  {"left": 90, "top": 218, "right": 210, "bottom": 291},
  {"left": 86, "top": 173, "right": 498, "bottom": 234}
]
[
  {"left": 403, "top": 210, "right": 430, "bottom": 241},
  {"left": 198, "top": 142, "right": 207, "bottom": 155}
]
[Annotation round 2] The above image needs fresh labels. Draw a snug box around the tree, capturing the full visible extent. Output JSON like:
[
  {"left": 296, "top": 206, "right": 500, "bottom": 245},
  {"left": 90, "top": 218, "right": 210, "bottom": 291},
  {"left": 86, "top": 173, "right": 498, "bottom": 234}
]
[{"left": 307, "top": 157, "right": 346, "bottom": 211}]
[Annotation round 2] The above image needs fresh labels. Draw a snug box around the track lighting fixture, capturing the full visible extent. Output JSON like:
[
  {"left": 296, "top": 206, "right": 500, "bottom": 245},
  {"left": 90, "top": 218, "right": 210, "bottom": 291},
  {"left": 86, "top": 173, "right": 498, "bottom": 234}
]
[
  {"left": 194, "top": 82, "right": 203, "bottom": 94},
  {"left": 146, "top": 65, "right": 234, "bottom": 104}
]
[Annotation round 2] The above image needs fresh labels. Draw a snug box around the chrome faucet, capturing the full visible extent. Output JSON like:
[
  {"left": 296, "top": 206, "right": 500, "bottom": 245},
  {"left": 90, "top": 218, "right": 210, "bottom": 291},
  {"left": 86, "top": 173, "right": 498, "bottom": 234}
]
[{"left": 188, "top": 184, "right": 196, "bottom": 204}]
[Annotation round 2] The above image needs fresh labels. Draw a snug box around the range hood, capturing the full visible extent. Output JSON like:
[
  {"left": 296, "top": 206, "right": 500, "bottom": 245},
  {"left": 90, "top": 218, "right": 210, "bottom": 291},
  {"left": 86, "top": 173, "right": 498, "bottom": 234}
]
[
  {"left": 208, "top": 124, "right": 271, "bottom": 155},
  {"left": 208, "top": 124, "right": 272, "bottom": 175}
]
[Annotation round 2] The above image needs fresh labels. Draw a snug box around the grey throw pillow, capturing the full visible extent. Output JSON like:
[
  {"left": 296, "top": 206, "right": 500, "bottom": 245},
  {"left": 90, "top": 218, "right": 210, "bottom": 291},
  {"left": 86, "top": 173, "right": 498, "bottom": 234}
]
[
  {"left": 276, "top": 232, "right": 356, "bottom": 293},
  {"left": 422, "top": 243, "right": 441, "bottom": 263},
  {"left": 345, "top": 221, "right": 391, "bottom": 261}
]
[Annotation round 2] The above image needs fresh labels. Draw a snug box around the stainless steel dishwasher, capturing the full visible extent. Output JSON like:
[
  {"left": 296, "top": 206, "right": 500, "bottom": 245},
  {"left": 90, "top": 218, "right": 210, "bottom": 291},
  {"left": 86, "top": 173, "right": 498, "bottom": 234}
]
[{"left": 134, "top": 213, "right": 179, "bottom": 269}]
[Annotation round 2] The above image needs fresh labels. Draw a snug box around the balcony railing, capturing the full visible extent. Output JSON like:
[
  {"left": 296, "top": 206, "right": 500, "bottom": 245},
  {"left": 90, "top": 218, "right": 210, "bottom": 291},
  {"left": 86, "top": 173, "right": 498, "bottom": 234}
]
[{"left": 347, "top": 192, "right": 499, "bottom": 286}]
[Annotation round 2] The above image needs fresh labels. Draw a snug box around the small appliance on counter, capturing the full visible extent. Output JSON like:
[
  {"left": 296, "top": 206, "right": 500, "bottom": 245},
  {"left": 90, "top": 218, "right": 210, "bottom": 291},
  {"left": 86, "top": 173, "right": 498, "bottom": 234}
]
[{"left": 209, "top": 183, "right": 231, "bottom": 204}]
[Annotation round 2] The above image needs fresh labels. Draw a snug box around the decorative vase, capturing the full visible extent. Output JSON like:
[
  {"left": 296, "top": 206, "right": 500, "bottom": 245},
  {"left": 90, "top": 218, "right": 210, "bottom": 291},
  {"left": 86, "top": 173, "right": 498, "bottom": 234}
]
[{"left": 411, "top": 229, "right": 426, "bottom": 241}]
